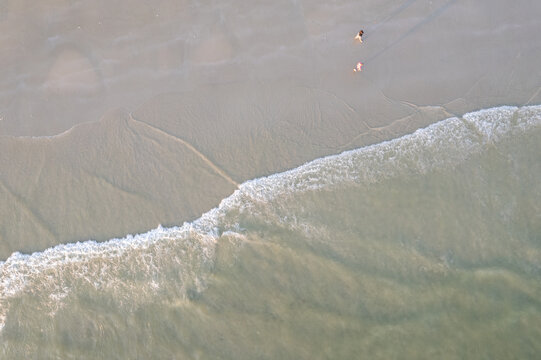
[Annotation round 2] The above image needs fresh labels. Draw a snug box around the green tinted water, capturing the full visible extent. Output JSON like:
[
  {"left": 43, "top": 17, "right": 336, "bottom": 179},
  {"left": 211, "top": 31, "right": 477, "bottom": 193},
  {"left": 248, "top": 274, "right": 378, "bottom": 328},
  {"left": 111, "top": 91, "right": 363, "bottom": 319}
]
[{"left": 2, "top": 106, "right": 541, "bottom": 359}]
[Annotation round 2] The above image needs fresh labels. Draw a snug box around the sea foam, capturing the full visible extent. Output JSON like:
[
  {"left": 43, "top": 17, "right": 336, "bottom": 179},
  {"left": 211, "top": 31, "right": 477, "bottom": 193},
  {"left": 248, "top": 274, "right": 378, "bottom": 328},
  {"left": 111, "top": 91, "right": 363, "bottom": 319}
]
[{"left": 1, "top": 104, "right": 540, "bottom": 331}]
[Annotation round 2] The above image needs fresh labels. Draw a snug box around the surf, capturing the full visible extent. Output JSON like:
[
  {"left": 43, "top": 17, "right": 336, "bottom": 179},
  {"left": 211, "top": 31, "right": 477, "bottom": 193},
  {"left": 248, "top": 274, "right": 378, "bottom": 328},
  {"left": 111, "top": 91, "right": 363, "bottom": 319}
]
[{"left": 1, "top": 104, "right": 540, "bottom": 332}]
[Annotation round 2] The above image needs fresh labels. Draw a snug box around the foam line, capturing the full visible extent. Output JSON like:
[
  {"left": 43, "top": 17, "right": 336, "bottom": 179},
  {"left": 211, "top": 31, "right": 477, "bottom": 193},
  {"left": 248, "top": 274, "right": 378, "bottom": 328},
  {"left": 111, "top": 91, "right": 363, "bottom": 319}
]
[{"left": 1, "top": 104, "right": 540, "bottom": 331}]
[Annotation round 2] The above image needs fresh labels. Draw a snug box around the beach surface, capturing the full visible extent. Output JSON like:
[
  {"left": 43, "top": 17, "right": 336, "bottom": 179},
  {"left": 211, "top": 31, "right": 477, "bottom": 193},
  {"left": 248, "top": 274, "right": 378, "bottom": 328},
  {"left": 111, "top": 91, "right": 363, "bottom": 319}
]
[
  {"left": 2, "top": 1, "right": 541, "bottom": 357},
  {"left": 1, "top": 0, "right": 540, "bottom": 256}
]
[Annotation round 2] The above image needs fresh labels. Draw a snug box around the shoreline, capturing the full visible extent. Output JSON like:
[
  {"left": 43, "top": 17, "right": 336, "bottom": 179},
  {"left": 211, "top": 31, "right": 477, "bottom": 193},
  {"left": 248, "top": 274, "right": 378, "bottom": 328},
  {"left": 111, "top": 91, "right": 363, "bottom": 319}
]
[
  {"left": 1, "top": 103, "right": 539, "bottom": 262},
  {"left": 1, "top": 0, "right": 540, "bottom": 259}
]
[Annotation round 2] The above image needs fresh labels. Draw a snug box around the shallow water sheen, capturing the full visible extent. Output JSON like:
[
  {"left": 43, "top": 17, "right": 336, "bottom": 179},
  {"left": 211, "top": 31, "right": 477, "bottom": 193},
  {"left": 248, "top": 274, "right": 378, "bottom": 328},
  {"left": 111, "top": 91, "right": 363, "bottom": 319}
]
[{"left": 2, "top": 105, "right": 541, "bottom": 358}]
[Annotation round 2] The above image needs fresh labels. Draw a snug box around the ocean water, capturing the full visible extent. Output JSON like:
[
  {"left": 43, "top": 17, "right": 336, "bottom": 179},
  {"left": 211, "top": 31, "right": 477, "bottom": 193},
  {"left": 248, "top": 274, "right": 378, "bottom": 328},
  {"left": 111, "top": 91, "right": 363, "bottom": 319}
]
[{"left": 2, "top": 105, "right": 541, "bottom": 359}]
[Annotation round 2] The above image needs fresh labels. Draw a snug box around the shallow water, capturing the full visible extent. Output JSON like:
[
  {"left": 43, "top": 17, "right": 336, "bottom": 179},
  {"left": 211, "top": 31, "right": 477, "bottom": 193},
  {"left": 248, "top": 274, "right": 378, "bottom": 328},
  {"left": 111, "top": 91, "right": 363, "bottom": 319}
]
[{"left": 2, "top": 105, "right": 541, "bottom": 358}]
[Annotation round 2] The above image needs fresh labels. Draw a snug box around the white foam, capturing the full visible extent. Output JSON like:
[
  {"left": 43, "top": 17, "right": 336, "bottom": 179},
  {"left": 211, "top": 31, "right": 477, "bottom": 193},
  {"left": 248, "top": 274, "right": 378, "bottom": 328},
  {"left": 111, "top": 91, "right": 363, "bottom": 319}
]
[
  {"left": 462, "top": 106, "right": 518, "bottom": 142},
  {"left": 1, "top": 104, "right": 540, "bottom": 331},
  {"left": 0, "top": 223, "right": 219, "bottom": 331},
  {"left": 236, "top": 105, "right": 541, "bottom": 205}
]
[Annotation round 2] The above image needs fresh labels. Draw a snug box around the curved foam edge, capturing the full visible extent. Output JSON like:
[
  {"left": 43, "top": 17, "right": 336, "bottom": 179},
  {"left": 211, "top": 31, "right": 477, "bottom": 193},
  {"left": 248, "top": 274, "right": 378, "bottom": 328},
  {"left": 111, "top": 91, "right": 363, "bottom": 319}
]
[
  {"left": 239, "top": 105, "right": 540, "bottom": 203},
  {"left": 1, "top": 104, "right": 540, "bottom": 331}
]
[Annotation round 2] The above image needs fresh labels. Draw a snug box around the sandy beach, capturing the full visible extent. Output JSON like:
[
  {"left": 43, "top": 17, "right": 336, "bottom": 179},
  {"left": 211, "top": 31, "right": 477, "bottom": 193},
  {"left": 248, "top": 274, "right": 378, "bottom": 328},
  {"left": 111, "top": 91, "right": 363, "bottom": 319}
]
[
  {"left": 2, "top": 1, "right": 541, "bottom": 357},
  {"left": 1, "top": 0, "right": 540, "bottom": 258}
]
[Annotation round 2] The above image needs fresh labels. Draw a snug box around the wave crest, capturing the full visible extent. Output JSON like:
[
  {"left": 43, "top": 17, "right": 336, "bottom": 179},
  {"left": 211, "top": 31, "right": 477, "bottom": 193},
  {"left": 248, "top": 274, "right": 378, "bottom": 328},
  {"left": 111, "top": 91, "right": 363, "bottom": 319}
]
[{"left": 1, "top": 104, "right": 540, "bottom": 331}]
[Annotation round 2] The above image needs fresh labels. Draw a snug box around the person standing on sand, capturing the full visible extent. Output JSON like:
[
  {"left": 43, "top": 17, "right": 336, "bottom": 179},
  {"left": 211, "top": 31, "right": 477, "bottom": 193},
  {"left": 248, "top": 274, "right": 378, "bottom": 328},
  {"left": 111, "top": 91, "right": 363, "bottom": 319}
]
[
  {"left": 353, "top": 61, "right": 363, "bottom": 72},
  {"left": 355, "top": 30, "right": 364, "bottom": 43},
  {"left": 353, "top": 30, "right": 364, "bottom": 72}
]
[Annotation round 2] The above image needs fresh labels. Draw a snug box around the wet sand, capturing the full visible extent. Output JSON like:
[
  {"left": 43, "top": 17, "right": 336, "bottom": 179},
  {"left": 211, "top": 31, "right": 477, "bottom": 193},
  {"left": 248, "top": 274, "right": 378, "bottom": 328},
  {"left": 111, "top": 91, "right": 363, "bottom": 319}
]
[{"left": 1, "top": 0, "right": 540, "bottom": 258}]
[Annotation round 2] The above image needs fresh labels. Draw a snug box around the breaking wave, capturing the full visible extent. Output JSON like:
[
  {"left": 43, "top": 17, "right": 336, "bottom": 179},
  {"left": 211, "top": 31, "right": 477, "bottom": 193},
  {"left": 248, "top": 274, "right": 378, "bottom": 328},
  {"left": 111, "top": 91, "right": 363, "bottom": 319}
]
[{"left": 1, "top": 104, "right": 540, "bottom": 331}]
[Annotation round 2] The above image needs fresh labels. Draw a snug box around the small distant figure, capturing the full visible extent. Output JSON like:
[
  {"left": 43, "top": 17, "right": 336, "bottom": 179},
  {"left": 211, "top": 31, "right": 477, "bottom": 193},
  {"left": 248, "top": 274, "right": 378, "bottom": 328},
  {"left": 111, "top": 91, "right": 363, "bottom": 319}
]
[
  {"left": 353, "top": 62, "right": 363, "bottom": 72},
  {"left": 354, "top": 30, "right": 364, "bottom": 44}
]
